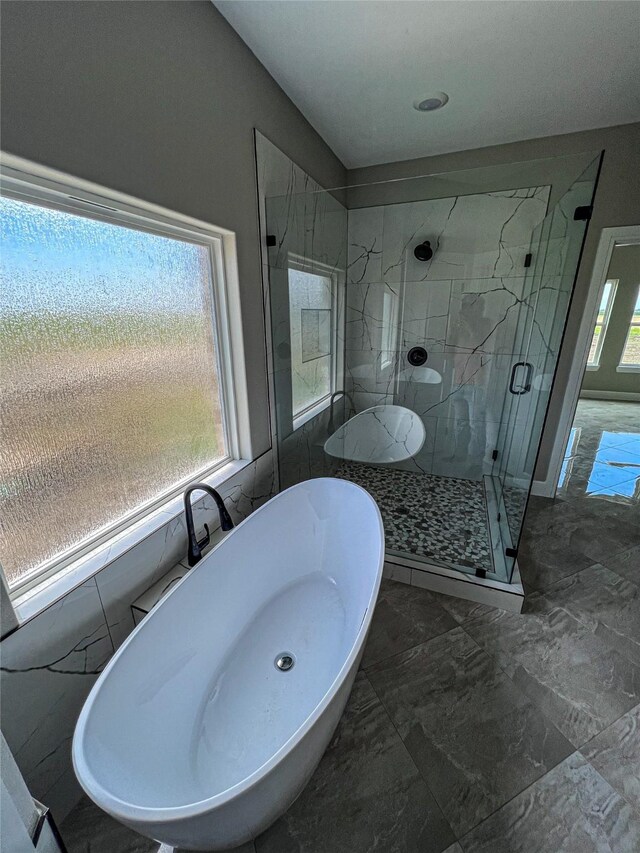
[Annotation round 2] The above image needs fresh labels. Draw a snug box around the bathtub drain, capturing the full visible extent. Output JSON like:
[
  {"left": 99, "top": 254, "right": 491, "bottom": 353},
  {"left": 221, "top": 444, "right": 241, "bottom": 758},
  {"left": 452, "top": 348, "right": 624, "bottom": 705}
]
[{"left": 275, "top": 653, "right": 295, "bottom": 672}]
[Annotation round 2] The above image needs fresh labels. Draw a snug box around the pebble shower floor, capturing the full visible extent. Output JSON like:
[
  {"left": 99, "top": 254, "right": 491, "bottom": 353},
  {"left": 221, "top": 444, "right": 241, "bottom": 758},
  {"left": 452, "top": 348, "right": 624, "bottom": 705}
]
[{"left": 336, "top": 462, "right": 493, "bottom": 573}]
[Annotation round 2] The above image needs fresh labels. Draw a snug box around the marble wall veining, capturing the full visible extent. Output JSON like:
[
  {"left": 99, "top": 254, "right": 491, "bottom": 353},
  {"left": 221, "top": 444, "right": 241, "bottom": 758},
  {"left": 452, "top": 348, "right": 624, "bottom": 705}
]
[
  {"left": 344, "top": 186, "right": 551, "bottom": 480},
  {"left": 0, "top": 581, "right": 113, "bottom": 822}
]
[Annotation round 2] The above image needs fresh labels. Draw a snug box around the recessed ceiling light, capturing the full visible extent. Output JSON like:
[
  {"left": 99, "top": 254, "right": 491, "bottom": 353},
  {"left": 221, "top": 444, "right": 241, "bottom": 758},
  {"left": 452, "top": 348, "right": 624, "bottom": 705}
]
[{"left": 414, "top": 92, "right": 449, "bottom": 112}]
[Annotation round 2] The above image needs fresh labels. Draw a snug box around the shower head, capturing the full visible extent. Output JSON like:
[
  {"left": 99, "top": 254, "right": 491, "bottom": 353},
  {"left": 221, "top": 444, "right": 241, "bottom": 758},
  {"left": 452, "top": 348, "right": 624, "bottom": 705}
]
[{"left": 414, "top": 240, "right": 433, "bottom": 262}]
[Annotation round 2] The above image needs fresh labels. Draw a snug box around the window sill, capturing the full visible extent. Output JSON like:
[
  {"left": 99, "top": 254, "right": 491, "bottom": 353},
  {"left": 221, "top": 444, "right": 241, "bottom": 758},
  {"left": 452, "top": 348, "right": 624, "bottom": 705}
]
[
  {"left": 11, "top": 458, "right": 252, "bottom": 627},
  {"left": 585, "top": 364, "right": 600, "bottom": 371},
  {"left": 292, "top": 397, "right": 331, "bottom": 431},
  {"left": 616, "top": 365, "right": 640, "bottom": 373}
]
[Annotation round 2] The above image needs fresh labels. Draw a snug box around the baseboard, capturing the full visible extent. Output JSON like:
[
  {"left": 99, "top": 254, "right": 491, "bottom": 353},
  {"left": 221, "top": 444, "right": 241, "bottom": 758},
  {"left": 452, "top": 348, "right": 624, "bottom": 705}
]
[
  {"left": 579, "top": 390, "right": 640, "bottom": 402},
  {"left": 530, "top": 479, "right": 556, "bottom": 498},
  {"left": 383, "top": 558, "right": 525, "bottom": 613}
]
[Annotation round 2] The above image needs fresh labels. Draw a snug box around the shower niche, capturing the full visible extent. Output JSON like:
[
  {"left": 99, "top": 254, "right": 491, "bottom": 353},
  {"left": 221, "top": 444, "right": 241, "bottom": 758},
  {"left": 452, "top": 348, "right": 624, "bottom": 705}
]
[{"left": 257, "top": 132, "right": 601, "bottom": 604}]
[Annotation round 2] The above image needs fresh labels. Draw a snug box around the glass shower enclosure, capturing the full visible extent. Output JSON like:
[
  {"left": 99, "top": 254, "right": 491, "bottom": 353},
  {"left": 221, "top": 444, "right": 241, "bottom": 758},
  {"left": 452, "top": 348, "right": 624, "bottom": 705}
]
[{"left": 263, "top": 152, "right": 601, "bottom": 586}]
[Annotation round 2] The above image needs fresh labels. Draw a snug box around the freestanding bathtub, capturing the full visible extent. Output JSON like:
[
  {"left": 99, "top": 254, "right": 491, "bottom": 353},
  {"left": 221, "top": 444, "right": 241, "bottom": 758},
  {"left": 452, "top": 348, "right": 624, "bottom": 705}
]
[{"left": 73, "top": 478, "right": 384, "bottom": 850}]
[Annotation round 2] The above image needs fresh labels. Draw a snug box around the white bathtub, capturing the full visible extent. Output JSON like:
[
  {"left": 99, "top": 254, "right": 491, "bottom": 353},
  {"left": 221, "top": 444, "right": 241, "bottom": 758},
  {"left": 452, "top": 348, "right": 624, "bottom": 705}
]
[{"left": 73, "top": 478, "right": 384, "bottom": 850}]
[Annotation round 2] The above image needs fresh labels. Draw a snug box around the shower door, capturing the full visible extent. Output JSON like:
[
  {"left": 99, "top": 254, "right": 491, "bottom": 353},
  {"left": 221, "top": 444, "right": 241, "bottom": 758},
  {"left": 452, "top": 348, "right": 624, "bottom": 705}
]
[{"left": 491, "top": 156, "right": 601, "bottom": 580}]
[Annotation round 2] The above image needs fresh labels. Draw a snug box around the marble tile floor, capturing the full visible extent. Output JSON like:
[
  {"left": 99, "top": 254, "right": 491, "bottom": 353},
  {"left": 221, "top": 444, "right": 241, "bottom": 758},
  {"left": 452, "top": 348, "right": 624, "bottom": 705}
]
[
  {"left": 336, "top": 462, "right": 493, "bottom": 573},
  {"left": 61, "top": 400, "right": 640, "bottom": 852},
  {"left": 557, "top": 399, "right": 640, "bottom": 505},
  {"left": 521, "top": 398, "right": 639, "bottom": 591}
]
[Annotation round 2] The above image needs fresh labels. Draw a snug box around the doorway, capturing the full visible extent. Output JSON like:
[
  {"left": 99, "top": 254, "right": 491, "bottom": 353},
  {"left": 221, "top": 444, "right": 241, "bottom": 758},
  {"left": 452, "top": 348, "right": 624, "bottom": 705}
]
[{"left": 557, "top": 239, "right": 640, "bottom": 502}]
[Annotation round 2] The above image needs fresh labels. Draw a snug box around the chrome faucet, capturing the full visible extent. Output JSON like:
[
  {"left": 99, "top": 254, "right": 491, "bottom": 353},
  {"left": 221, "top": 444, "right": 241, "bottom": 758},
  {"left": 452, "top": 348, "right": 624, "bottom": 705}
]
[
  {"left": 327, "top": 390, "right": 356, "bottom": 435},
  {"left": 184, "top": 483, "right": 234, "bottom": 567}
]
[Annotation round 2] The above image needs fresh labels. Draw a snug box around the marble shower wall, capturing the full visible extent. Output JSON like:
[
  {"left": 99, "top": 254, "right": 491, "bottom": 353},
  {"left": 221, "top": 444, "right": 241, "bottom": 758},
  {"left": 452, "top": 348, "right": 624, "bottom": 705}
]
[
  {"left": 345, "top": 187, "right": 551, "bottom": 480},
  {"left": 256, "top": 132, "right": 348, "bottom": 489}
]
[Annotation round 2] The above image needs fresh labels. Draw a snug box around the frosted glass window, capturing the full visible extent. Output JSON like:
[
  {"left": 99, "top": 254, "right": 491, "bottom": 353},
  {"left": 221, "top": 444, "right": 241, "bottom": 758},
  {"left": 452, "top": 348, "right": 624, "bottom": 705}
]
[
  {"left": 380, "top": 288, "right": 399, "bottom": 370},
  {"left": 288, "top": 267, "right": 334, "bottom": 418},
  {"left": 619, "top": 285, "right": 640, "bottom": 368},
  {"left": 0, "top": 194, "right": 228, "bottom": 590},
  {"left": 301, "top": 309, "right": 331, "bottom": 362}
]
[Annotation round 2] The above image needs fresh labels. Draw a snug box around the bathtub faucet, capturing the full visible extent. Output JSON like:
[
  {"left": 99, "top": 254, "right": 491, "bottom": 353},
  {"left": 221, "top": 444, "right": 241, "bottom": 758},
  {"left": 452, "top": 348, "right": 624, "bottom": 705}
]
[
  {"left": 184, "top": 483, "right": 234, "bottom": 567},
  {"left": 328, "top": 390, "right": 356, "bottom": 435}
]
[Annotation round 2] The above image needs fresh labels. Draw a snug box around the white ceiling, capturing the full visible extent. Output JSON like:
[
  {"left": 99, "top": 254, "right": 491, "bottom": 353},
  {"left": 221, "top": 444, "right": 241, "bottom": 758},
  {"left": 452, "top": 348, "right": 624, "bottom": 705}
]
[{"left": 215, "top": 0, "right": 640, "bottom": 169}]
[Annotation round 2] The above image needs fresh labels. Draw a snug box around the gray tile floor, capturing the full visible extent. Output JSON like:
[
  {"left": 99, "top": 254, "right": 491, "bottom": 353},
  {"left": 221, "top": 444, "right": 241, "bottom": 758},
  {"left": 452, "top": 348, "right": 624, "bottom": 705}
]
[{"left": 61, "top": 400, "right": 640, "bottom": 852}]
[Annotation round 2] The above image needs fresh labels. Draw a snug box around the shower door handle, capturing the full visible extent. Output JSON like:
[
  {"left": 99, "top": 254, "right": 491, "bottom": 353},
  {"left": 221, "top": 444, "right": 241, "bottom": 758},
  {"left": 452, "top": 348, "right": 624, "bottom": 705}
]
[{"left": 509, "top": 362, "right": 533, "bottom": 395}]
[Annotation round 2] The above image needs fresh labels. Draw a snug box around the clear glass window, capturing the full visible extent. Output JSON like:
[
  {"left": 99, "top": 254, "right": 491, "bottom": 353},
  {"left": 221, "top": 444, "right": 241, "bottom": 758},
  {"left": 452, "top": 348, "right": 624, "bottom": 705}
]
[
  {"left": 587, "top": 279, "right": 617, "bottom": 367},
  {"left": 619, "top": 285, "right": 640, "bottom": 368},
  {"left": 1, "top": 192, "right": 230, "bottom": 590}
]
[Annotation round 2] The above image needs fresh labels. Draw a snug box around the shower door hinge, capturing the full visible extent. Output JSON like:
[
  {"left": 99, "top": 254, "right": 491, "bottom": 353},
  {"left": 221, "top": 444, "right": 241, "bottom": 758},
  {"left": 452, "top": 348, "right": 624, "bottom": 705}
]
[
  {"left": 573, "top": 205, "right": 593, "bottom": 222},
  {"left": 491, "top": 449, "right": 499, "bottom": 460},
  {"left": 505, "top": 547, "right": 518, "bottom": 559},
  {"left": 266, "top": 234, "right": 277, "bottom": 247},
  {"left": 523, "top": 252, "right": 533, "bottom": 268}
]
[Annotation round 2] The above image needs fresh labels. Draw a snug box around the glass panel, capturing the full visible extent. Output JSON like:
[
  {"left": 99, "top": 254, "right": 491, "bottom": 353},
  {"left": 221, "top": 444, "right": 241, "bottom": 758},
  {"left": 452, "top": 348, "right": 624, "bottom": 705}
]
[
  {"left": 620, "top": 285, "right": 640, "bottom": 366},
  {"left": 491, "top": 213, "right": 553, "bottom": 547},
  {"left": 0, "top": 195, "right": 226, "bottom": 588},
  {"left": 588, "top": 279, "right": 617, "bottom": 366},
  {"left": 258, "top": 140, "right": 602, "bottom": 583},
  {"left": 265, "top": 179, "right": 347, "bottom": 490},
  {"left": 492, "top": 155, "right": 601, "bottom": 579},
  {"left": 341, "top": 178, "right": 559, "bottom": 581}
]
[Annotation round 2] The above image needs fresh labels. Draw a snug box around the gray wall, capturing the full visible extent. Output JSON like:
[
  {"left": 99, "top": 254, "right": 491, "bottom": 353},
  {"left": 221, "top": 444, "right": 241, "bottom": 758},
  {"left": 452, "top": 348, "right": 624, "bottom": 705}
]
[
  {"left": 582, "top": 244, "right": 640, "bottom": 396},
  {"left": 0, "top": 0, "right": 347, "bottom": 457},
  {"left": 348, "top": 123, "right": 640, "bottom": 479}
]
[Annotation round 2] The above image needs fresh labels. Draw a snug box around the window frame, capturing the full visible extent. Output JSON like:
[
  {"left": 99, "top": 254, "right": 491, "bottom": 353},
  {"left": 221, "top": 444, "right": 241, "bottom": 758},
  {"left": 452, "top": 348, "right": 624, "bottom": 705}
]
[
  {"left": 287, "top": 253, "right": 343, "bottom": 430},
  {"left": 0, "top": 154, "right": 253, "bottom": 600},
  {"left": 380, "top": 287, "right": 400, "bottom": 371},
  {"left": 617, "top": 283, "right": 640, "bottom": 373},
  {"left": 586, "top": 278, "right": 618, "bottom": 370}
]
